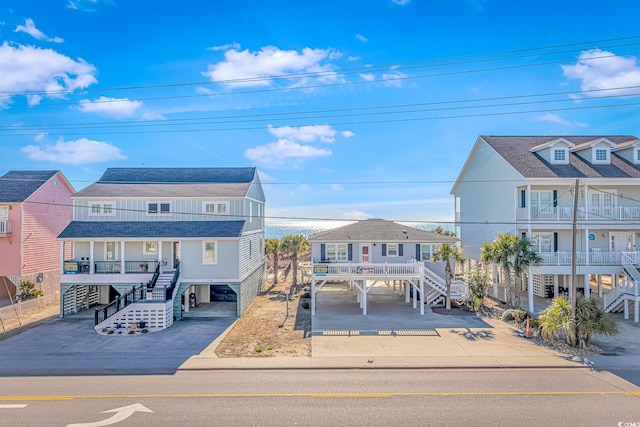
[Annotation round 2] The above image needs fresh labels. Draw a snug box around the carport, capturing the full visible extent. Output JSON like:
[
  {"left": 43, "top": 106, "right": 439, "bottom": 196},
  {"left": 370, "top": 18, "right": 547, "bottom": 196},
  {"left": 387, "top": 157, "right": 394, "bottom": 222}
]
[{"left": 179, "top": 283, "right": 238, "bottom": 318}]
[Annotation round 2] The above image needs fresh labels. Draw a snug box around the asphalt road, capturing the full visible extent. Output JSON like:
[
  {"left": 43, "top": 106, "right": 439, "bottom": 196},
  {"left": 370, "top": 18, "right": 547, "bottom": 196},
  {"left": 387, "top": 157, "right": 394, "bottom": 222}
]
[{"left": 1, "top": 368, "right": 639, "bottom": 426}]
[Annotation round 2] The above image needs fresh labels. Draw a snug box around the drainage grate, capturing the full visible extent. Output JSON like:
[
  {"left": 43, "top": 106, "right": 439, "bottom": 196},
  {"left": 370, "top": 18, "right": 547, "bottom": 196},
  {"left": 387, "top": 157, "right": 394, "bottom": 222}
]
[
  {"left": 312, "top": 329, "right": 439, "bottom": 337},
  {"left": 394, "top": 329, "right": 439, "bottom": 336}
]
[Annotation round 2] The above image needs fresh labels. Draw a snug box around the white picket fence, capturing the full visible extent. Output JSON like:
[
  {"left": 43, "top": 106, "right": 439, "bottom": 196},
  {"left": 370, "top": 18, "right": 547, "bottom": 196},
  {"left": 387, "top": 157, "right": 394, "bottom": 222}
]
[{"left": 0, "top": 293, "right": 59, "bottom": 321}]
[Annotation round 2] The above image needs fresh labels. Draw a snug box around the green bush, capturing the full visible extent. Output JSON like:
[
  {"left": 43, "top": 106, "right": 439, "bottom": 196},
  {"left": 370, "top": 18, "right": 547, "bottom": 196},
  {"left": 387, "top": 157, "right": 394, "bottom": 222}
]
[
  {"left": 464, "top": 268, "right": 491, "bottom": 310},
  {"left": 502, "top": 308, "right": 531, "bottom": 324},
  {"left": 16, "top": 280, "right": 42, "bottom": 302}
]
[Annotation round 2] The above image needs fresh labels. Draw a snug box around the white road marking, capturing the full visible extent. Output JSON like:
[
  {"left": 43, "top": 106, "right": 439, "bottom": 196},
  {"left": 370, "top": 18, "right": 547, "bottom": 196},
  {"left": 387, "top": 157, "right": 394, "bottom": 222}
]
[
  {"left": 66, "top": 403, "right": 153, "bottom": 427},
  {"left": 0, "top": 404, "right": 27, "bottom": 409}
]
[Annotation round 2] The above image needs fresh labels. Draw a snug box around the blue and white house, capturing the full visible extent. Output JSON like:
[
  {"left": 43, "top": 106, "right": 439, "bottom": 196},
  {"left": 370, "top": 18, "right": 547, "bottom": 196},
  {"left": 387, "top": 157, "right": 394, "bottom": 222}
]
[
  {"left": 308, "top": 219, "right": 466, "bottom": 315},
  {"left": 58, "top": 167, "right": 266, "bottom": 332}
]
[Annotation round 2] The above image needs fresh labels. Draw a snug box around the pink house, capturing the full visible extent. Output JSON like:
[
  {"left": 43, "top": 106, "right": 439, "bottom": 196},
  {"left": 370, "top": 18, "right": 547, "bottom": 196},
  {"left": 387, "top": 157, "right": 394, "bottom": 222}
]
[{"left": 0, "top": 171, "right": 75, "bottom": 300}]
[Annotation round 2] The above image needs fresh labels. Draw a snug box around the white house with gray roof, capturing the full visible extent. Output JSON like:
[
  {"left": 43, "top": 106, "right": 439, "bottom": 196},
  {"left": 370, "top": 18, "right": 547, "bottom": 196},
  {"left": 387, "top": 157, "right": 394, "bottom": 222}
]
[
  {"left": 58, "top": 167, "right": 266, "bottom": 331},
  {"left": 308, "top": 219, "right": 466, "bottom": 315},
  {"left": 452, "top": 135, "right": 640, "bottom": 321}
]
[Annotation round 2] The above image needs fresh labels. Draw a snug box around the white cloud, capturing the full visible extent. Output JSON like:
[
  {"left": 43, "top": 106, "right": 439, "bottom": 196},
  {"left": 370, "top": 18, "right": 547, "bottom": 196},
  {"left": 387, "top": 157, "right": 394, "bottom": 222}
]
[
  {"left": 203, "top": 45, "right": 341, "bottom": 88},
  {"left": 208, "top": 42, "right": 241, "bottom": 51},
  {"left": 67, "top": 0, "right": 113, "bottom": 11},
  {"left": 22, "top": 137, "right": 126, "bottom": 165},
  {"left": 535, "top": 113, "right": 570, "bottom": 125},
  {"left": 348, "top": 56, "right": 361, "bottom": 61},
  {"left": 34, "top": 132, "right": 47, "bottom": 142},
  {"left": 268, "top": 124, "right": 337, "bottom": 143},
  {"left": 382, "top": 70, "right": 407, "bottom": 87},
  {"left": 562, "top": 49, "right": 640, "bottom": 97},
  {"left": 331, "top": 183, "right": 343, "bottom": 191},
  {"left": 14, "top": 18, "right": 63, "bottom": 43},
  {"left": 391, "top": 0, "right": 411, "bottom": 5},
  {"left": 360, "top": 73, "right": 375, "bottom": 82},
  {"left": 78, "top": 96, "right": 143, "bottom": 118},
  {"left": 341, "top": 210, "right": 372, "bottom": 220},
  {"left": 244, "top": 139, "right": 331, "bottom": 168},
  {"left": 355, "top": 33, "right": 368, "bottom": 43},
  {"left": 341, "top": 130, "right": 355, "bottom": 138},
  {"left": 0, "top": 42, "right": 97, "bottom": 108}
]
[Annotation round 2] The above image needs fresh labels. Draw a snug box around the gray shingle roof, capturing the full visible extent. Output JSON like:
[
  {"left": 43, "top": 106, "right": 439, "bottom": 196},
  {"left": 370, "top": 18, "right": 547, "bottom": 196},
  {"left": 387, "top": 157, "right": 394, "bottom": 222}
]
[
  {"left": 0, "top": 170, "right": 59, "bottom": 203},
  {"left": 74, "top": 183, "right": 251, "bottom": 198},
  {"left": 98, "top": 167, "right": 256, "bottom": 183},
  {"left": 58, "top": 220, "right": 245, "bottom": 239},
  {"left": 308, "top": 219, "right": 458, "bottom": 243},
  {"left": 481, "top": 135, "right": 640, "bottom": 178}
]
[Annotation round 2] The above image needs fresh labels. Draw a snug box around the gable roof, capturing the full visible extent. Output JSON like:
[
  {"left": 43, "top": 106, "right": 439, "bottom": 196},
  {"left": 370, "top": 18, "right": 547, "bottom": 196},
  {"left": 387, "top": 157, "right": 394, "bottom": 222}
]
[
  {"left": 308, "top": 219, "right": 458, "bottom": 243},
  {"left": 480, "top": 135, "right": 640, "bottom": 179},
  {"left": 58, "top": 220, "right": 245, "bottom": 239},
  {"left": 98, "top": 167, "right": 256, "bottom": 183},
  {"left": 0, "top": 170, "right": 59, "bottom": 203},
  {"left": 75, "top": 167, "right": 258, "bottom": 198}
]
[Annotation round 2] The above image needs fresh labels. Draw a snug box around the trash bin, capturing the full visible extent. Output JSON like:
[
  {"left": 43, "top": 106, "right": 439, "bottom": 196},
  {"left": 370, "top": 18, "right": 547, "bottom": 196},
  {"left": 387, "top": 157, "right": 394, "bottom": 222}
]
[{"left": 189, "top": 292, "right": 196, "bottom": 308}]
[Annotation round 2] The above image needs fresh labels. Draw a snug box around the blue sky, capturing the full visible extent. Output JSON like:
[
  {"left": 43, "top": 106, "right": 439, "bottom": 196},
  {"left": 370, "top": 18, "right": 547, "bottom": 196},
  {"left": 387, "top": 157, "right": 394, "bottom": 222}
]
[{"left": 2, "top": 0, "right": 640, "bottom": 226}]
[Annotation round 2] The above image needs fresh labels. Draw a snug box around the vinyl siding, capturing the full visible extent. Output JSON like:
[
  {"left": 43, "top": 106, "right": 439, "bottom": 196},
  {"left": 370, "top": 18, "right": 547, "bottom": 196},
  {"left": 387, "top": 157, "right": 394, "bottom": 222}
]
[
  {"left": 240, "top": 231, "right": 265, "bottom": 277},
  {"left": 0, "top": 204, "right": 21, "bottom": 276},
  {"left": 238, "top": 263, "right": 266, "bottom": 314},
  {"left": 21, "top": 174, "right": 73, "bottom": 275},
  {"left": 178, "top": 239, "right": 240, "bottom": 280},
  {"left": 455, "top": 140, "right": 525, "bottom": 260}
]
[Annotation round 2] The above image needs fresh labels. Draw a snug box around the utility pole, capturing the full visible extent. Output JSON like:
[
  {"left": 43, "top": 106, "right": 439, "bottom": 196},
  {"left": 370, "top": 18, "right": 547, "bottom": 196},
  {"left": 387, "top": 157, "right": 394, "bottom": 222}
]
[{"left": 570, "top": 179, "right": 579, "bottom": 326}]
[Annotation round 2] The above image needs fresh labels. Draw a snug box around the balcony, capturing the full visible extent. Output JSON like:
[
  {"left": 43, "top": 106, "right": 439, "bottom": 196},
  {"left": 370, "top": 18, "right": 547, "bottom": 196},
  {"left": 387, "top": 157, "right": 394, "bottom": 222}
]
[
  {"left": 63, "top": 259, "right": 160, "bottom": 275},
  {"left": 516, "top": 206, "right": 640, "bottom": 222},
  {"left": 0, "top": 219, "right": 10, "bottom": 235},
  {"left": 537, "top": 251, "right": 628, "bottom": 266}
]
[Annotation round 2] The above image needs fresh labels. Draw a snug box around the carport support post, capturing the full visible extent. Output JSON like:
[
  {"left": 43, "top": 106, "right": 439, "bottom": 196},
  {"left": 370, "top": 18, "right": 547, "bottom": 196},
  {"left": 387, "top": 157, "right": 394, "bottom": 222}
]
[
  {"left": 528, "top": 268, "right": 534, "bottom": 313},
  {"left": 362, "top": 281, "right": 367, "bottom": 315},
  {"left": 405, "top": 282, "right": 410, "bottom": 303},
  {"left": 420, "top": 279, "right": 424, "bottom": 315},
  {"left": 311, "top": 280, "right": 316, "bottom": 315}
]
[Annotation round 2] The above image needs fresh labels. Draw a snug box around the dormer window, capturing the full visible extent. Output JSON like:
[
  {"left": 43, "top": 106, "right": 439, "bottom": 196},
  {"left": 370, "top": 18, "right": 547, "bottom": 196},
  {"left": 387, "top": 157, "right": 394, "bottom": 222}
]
[
  {"left": 636, "top": 149, "right": 640, "bottom": 163},
  {"left": 552, "top": 148, "right": 568, "bottom": 164},
  {"left": 593, "top": 148, "right": 610, "bottom": 164}
]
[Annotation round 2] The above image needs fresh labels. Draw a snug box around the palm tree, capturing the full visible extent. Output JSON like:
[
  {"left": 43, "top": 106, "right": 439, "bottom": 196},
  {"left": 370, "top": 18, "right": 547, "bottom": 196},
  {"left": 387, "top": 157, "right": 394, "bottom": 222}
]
[
  {"left": 281, "top": 234, "right": 309, "bottom": 288},
  {"left": 431, "top": 243, "right": 466, "bottom": 310},
  {"left": 265, "top": 238, "right": 283, "bottom": 284},
  {"left": 511, "top": 237, "right": 542, "bottom": 308},
  {"left": 481, "top": 233, "right": 518, "bottom": 308}
]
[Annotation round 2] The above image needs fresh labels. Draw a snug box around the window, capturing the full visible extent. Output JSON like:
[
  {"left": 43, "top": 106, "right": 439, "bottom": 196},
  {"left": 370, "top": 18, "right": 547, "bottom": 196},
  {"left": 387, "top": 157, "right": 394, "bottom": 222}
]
[
  {"left": 148, "top": 202, "right": 170, "bottom": 215},
  {"left": 553, "top": 149, "right": 566, "bottom": 162},
  {"left": 89, "top": 201, "right": 115, "bottom": 216},
  {"left": 595, "top": 149, "right": 607, "bottom": 161},
  {"left": 421, "top": 244, "right": 432, "bottom": 261},
  {"left": 325, "top": 243, "right": 348, "bottom": 261},
  {"left": 105, "top": 242, "right": 117, "bottom": 260},
  {"left": 636, "top": 149, "right": 640, "bottom": 162},
  {"left": 0, "top": 206, "right": 8, "bottom": 220},
  {"left": 531, "top": 234, "right": 552, "bottom": 253},
  {"left": 249, "top": 240, "right": 253, "bottom": 258},
  {"left": 143, "top": 241, "right": 157, "bottom": 255},
  {"left": 249, "top": 202, "right": 253, "bottom": 223},
  {"left": 203, "top": 201, "right": 229, "bottom": 215},
  {"left": 387, "top": 243, "right": 398, "bottom": 257},
  {"left": 203, "top": 241, "right": 217, "bottom": 264}
]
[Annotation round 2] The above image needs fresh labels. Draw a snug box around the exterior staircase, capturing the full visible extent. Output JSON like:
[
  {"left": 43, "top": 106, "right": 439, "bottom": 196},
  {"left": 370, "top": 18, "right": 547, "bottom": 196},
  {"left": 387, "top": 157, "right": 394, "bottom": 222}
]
[
  {"left": 605, "top": 253, "right": 640, "bottom": 322},
  {"left": 421, "top": 265, "right": 468, "bottom": 306}
]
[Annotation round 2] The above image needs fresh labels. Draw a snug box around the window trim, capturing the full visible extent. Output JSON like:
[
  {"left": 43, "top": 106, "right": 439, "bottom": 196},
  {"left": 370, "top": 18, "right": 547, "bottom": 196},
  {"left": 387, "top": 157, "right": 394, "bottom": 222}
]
[
  {"left": 104, "top": 241, "right": 118, "bottom": 261},
  {"left": 147, "top": 201, "right": 171, "bottom": 215},
  {"left": 420, "top": 244, "right": 432, "bottom": 261},
  {"left": 88, "top": 201, "right": 116, "bottom": 216},
  {"left": 325, "top": 243, "right": 348, "bottom": 262},
  {"left": 143, "top": 241, "right": 158, "bottom": 255},
  {"left": 202, "top": 241, "right": 218, "bottom": 264},
  {"left": 203, "top": 201, "right": 230, "bottom": 215},
  {"left": 593, "top": 148, "right": 610, "bottom": 164},
  {"left": 552, "top": 148, "right": 568, "bottom": 164},
  {"left": 387, "top": 243, "right": 399, "bottom": 257}
]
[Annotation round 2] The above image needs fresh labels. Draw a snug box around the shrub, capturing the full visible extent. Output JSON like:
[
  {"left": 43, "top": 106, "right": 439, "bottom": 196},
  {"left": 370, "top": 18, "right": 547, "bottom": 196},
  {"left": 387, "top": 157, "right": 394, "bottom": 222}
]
[
  {"left": 255, "top": 347, "right": 263, "bottom": 353},
  {"left": 502, "top": 308, "right": 531, "bottom": 324},
  {"left": 464, "top": 268, "right": 491, "bottom": 310},
  {"left": 302, "top": 292, "right": 311, "bottom": 299},
  {"left": 16, "top": 280, "right": 42, "bottom": 302},
  {"left": 301, "top": 301, "right": 310, "bottom": 309}
]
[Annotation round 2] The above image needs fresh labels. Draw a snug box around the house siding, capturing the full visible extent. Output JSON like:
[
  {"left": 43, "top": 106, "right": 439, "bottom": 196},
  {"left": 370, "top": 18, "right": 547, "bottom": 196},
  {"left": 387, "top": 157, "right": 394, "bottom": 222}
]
[
  {"left": 455, "top": 139, "right": 525, "bottom": 260},
  {"left": 179, "top": 239, "right": 240, "bottom": 280},
  {"left": 240, "top": 231, "right": 264, "bottom": 277},
  {"left": 0, "top": 204, "right": 21, "bottom": 277},
  {"left": 238, "top": 263, "right": 266, "bottom": 314}
]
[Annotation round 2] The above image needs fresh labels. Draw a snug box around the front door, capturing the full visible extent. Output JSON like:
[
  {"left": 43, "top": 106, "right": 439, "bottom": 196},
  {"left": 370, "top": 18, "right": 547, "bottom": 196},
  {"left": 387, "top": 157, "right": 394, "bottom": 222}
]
[
  {"left": 610, "top": 232, "right": 631, "bottom": 253},
  {"left": 361, "top": 244, "right": 371, "bottom": 263}
]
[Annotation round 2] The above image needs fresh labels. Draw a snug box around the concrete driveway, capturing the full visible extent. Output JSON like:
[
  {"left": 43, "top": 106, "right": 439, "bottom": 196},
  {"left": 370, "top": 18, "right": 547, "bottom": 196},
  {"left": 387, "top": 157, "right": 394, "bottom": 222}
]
[
  {"left": 0, "top": 309, "right": 235, "bottom": 376},
  {"left": 311, "top": 282, "right": 577, "bottom": 367}
]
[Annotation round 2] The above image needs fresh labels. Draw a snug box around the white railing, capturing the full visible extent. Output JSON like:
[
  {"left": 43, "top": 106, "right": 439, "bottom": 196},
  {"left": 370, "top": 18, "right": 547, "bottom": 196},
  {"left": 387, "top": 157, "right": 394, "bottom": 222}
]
[
  {"left": 0, "top": 293, "right": 59, "bottom": 321},
  {"left": 312, "top": 262, "right": 421, "bottom": 277},
  {"left": 604, "top": 284, "right": 625, "bottom": 312},
  {"left": 621, "top": 253, "right": 640, "bottom": 297},
  {"left": 537, "top": 251, "right": 628, "bottom": 266},
  {"left": 451, "top": 281, "right": 468, "bottom": 297},
  {"left": 0, "top": 219, "right": 10, "bottom": 234},
  {"left": 516, "top": 206, "right": 640, "bottom": 222}
]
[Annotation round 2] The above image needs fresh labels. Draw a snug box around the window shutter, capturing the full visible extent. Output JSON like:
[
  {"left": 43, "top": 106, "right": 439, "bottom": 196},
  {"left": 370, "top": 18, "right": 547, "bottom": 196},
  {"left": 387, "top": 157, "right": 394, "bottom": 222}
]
[
  {"left": 382, "top": 244, "right": 387, "bottom": 256},
  {"left": 348, "top": 244, "right": 353, "bottom": 261},
  {"left": 321, "top": 244, "right": 326, "bottom": 260},
  {"left": 521, "top": 190, "right": 526, "bottom": 208},
  {"left": 415, "top": 244, "right": 421, "bottom": 261},
  {"left": 553, "top": 233, "right": 558, "bottom": 252},
  {"left": 553, "top": 190, "right": 558, "bottom": 208},
  {"left": 399, "top": 244, "right": 404, "bottom": 256}
]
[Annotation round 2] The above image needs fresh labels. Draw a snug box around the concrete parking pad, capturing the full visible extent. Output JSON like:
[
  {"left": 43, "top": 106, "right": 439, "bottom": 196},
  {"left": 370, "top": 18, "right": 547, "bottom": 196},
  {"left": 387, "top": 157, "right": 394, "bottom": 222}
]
[{"left": 0, "top": 310, "right": 235, "bottom": 376}]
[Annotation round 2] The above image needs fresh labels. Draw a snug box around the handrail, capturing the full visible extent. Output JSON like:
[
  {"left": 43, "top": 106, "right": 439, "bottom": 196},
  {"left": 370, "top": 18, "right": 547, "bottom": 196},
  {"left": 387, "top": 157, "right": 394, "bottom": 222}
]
[
  {"left": 165, "top": 261, "right": 180, "bottom": 301},
  {"left": 422, "top": 265, "right": 447, "bottom": 293},
  {"left": 146, "top": 263, "right": 161, "bottom": 290},
  {"left": 604, "top": 283, "right": 626, "bottom": 312},
  {"left": 94, "top": 285, "right": 145, "bottom": 325}
]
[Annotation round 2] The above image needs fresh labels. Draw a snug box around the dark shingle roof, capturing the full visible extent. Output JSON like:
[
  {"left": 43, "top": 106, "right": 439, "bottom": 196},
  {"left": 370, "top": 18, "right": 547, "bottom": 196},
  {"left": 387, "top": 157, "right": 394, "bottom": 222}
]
[
  {"left": 481, "top": 135, "right": 640, "bottom": 178},
  {"left": 74, "top": 183, "right": 251, "bottom": 198},
  {"left": 97, "top": 167, "right": 256, "bottom": 183},
  {"left": 58, "top": 220, "right": 245, "bottom": 239},
  {"left": 308, "top": 219, "right": 458, "bottom": 243},
  {"left": 0, "top": 170, "right": 58, "bottom": 203}
]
